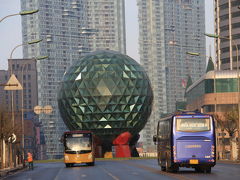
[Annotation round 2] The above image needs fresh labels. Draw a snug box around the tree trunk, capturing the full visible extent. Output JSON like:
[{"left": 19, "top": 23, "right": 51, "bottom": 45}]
[
  {"left": 0, "top": 138, "right": 2, "bottom": 169},
  {"left": 221, "top": 128, "right": 225, "bottom": 159},
  {"left": 230, "top": 136, "right": 234, "bottom": 160}
]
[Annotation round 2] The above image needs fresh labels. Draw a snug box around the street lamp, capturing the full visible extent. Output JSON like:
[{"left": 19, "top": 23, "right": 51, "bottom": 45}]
[
  {"left": 186, "top": 52, "right": 201, "bottom": 56},
  {"left": 10, "top": 39, "right": 43, "bottom": 74},
  {"left": 20, "top": 56, "right": 48, "bottom": 162},
  {"left": 204, "top": 33, "right": 239, "bottom": 70},
  {"left": 205, "top": 33, "right": 240, "bottom": 161},
  {"left": 187, "top": 51, "right": 223, "bottom": 158},
  {"left": 8, "top": 39, "right": 43, "bottom": 127},
  {"left": 0, "top": 9, "right": 39, "bottom": 23},
  {"left": 5, "top": 40, "right": 42, "bottom": 167},
  {"left": 1, "top": 9, "right": 39, "bottom": 169},
  {"left": 186, "top": 51, "right": 216, "bottom": 110}
]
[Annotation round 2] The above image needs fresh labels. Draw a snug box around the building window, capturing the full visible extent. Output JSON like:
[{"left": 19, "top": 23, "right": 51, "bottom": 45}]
[{"left": 28, "top": 64, "right": 31, "bottom": 70}]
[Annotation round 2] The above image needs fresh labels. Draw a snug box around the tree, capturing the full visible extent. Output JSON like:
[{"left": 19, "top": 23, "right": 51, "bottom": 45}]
[
  {"left": 0, "top": 109, "right": 14, "bottom": 141},
  {"left": 223, "top": 109, "right": 238, "bottom": 160},
  {"left": 213, "top": 113, "right": 226, "bottom": 159},
  {"left": 0, "top": 106, "right": 16, "bottom": 169}
]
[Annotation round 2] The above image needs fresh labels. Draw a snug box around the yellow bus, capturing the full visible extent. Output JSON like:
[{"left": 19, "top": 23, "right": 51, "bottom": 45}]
[{"left": 63, "top": 131, "right": 95, "bottom": 167}]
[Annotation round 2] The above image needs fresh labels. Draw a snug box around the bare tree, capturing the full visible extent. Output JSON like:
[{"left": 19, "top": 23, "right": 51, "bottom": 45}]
[
  {"left": 223, "top": 109, "right": 238, "bottom": 160},
  {"left": 0, "top": 110, "right": 14, "bottom": 141},
  {"left": 213, "top": 113, "right": 226, "bottom": 159},
  {"left": 0, "top": 106, "right": 15, "bottom": 168}
]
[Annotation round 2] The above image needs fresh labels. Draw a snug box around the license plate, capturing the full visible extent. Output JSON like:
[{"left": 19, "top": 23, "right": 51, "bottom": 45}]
[{"left": 189, "top": 159, "right": 199, "bottom": 164}]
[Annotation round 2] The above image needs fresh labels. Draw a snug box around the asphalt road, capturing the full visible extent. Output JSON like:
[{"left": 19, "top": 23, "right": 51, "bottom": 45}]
[{"left": 2, "top": 159, "right": 240, "bottom": 180}]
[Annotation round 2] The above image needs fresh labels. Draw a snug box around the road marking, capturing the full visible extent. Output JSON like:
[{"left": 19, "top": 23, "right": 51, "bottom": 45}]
[
  {"left": 54, "top": 167, "right": 64, "bottom": 180},
  {"left": 131, "top": 172, "right": 139, "bottom": 175},
  {"left": 120, "top": 161, "right": 194, "bottom": 180},
  {"left": 81, "top": 174, "right": 87, "bottom": 178},
  {"left": 99, "top": 167, "right": 120, "bottom": 180}
]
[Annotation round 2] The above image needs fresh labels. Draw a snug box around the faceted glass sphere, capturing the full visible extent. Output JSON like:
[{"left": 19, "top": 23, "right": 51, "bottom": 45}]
[{"left": 58, "top": 50, "right": 153, "bottom": 141}]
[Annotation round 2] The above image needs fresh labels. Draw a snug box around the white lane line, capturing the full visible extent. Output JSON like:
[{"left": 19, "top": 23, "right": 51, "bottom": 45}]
[
  {"left": 53, "top": 167, "right": 64, "bottom": 180},
  {"left": 131, "top": 172, "right": 139, "bottom": 175},
  {"left": 81, "top": 174, "right": 87, "bottom": 178},
  {"left": 99, "top": 167, "right": 120, "bottom": 180}
]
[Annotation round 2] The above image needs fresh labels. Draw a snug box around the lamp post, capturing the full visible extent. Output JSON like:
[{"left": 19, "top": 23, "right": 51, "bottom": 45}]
[
  {"left": 6, "top": 39, "right": 42, "bottom": 167},
  {"left": 1, "top": 9, "right": 39, "bottom": 169},
  {"left": 9, "top": 39, "right": 42, "bottom": 74},
  {"left": 204, "top": 33, "right": 238, "bottom": 70},
  {"left": 20, "top": 56, "right": 48, "bottom": 163},
  {"left": 186, "top": 51, "right": 223, "bottom": 158},
  {"left": 186, "top": 52, "right": 216, "bottom": 111},
  {"left": 0, "top": 10, "right": 39, "bottom": 23},
  {"left": 205, "top": 33, "right": 240, "bottom": 161},
  {"left": 8, "top": 39, "right": 42, "bottom": 127}
]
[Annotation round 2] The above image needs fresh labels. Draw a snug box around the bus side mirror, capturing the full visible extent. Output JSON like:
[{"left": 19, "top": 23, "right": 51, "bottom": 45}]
[{"left": 153, "top": 135, "right": 157, "bottom": 145}]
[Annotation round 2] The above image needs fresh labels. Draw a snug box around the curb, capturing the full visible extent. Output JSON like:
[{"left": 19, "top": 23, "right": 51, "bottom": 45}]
[
  {"left": 0, "top": 165, "right": 26, "bottom": 178},
  {"left": 217, "top": 160, "right": 240, "bottom": 164}
]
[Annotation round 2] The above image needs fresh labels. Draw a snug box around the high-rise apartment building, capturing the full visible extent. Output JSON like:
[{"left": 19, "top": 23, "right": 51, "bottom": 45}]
[
  {"left": 214, "top": 0, "right": 240, "bottom": 70},
  {"left": 137, "top": 0, "right": 206, "bottom": 151},
  {"left": 21, "top": 0, "right": 126, "bottom": 158}
]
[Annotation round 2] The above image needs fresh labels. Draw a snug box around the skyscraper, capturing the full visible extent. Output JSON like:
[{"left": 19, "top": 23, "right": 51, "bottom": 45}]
[
  {"left": 214, "top": 0, "right": 240, "bottom": 70},
  {"left": 21, "top": 0, "right": 126, "bottom": 158},
  {"left": 137, "top": 0, "right": 206, "bottom": 151}
]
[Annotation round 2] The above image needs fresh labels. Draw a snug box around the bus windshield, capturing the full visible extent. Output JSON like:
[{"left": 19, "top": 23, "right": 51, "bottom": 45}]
[
  {"left": 176, "top": 118, "right": 211, "bottom": 132},
  {"left": 65, "top": 134, "right": 92, "bottom": 152}
]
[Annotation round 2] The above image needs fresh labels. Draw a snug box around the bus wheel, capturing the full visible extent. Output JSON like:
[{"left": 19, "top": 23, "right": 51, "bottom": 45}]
[
  {"left": 171, "top": 165, "right": 179, "bottom": 173},
  {"left": 165, "top": 160, "right": 170, "bottom": 172},
  {"left": 205, "top": 167, "right": 211, "bottom": 173},
  {"left": 161, "top": 166, "right": 166, "bottom": 171},
  {"left": 195, "top": 167, "right": 203, "bottom": 173},
  {"left": 87, "top": 162, "right": 95, "bottom": 166},
  {"left": 65, "top": 163, "right": 71, "bottom": 168}
]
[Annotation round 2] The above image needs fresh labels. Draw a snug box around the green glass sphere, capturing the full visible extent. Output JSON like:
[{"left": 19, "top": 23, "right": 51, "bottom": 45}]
[{"left": 58, "top": 50, "right": 153, "bottom": 141}]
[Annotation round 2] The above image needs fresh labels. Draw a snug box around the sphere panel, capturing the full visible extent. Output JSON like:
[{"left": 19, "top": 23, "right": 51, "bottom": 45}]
[{"left": 58, "top": 51, "right": 153, "bottom": 141}]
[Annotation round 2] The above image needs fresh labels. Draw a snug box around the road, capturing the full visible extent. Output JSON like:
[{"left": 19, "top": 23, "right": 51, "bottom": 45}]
[{"left": 2, "top": 159, "right": 240, "bottom": 180}]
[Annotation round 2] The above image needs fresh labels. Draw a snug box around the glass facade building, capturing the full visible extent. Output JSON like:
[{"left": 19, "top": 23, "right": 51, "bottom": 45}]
[
  {"left": 186, "top": 70, "right": 239, "bottom": 113},
  {"left": 186, "top": 70, "right": 240, "bottom": 160},
  {"left": 58, "top": 50, "right": 153, "bottom": 143},
  {"left": 21, "top": 0, "right": 126, "bottom": 158},
  {"left": 137, "top": 0, "right": 206, "bottom": 151}
]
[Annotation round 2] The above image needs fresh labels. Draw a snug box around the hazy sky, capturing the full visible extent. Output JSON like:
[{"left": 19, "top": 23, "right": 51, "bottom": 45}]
[{"left": 0, "top": 0, "right": 214, "bottom": 70}]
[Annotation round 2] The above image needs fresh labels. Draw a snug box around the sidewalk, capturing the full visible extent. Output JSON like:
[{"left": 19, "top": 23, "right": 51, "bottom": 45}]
[
  {"left": 0, "top": 164, "right": 25, "bottom": 178},
  {"left": 217, "top": 159, "right": 240, "bottom": 164}
]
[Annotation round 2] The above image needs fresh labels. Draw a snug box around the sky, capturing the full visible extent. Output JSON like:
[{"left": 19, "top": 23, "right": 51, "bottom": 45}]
[{"left": 0, "top": 0, "right": 215, "bottom": 70}]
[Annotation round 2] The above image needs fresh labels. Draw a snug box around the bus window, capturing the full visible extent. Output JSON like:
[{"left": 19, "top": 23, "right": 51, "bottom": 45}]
[
  {"left": 176, "top": 118, "right": 210, "bottom": 132},
  {"left": 65, "top": 136, "right": 92, "bottom": 152}
]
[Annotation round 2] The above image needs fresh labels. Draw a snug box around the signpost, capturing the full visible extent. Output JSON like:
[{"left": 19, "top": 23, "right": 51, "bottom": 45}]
[
  {"left": 43, "top": 105, "right": 53, "bottom": 114},
  {"left": 34, "top": 106, "right": 43, "bottom": 115},
  {"left": 34, "top": 105, "right": 53, "bottom": 115}
]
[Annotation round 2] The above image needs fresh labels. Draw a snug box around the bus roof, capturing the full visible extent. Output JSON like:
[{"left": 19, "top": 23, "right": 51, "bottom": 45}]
[{"left": 159, "top": 111, "right": 211, "bottom": 121}]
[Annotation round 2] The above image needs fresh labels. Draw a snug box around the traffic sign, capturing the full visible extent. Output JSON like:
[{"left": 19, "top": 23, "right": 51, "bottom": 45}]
[
  {"left": 34, "top": 105, "right": 43, "bottom": 114},
  {"left": 43, "top": 105, "right": 53, "bottom": 114},
  {"left": 4, "top": 74, "right": 23, "bottom": 90},
  {"left": 8, "top": 133, "right": 16, "bottom": 143}
]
